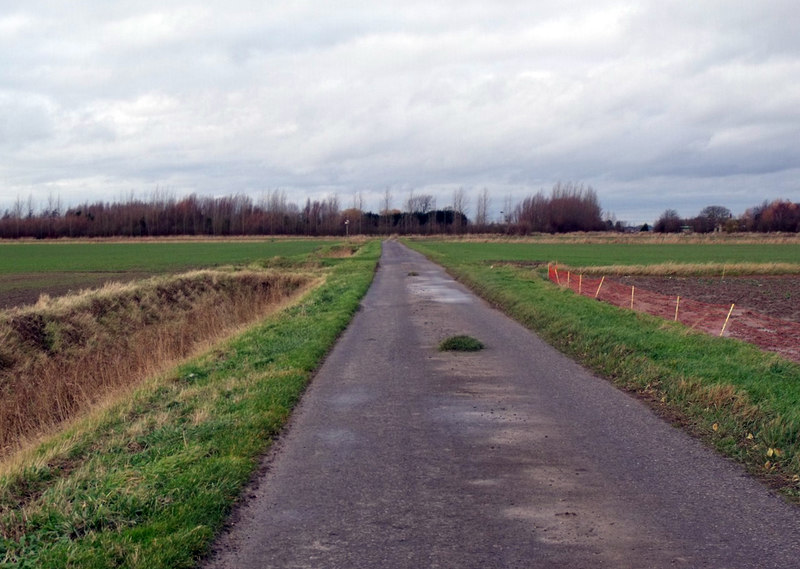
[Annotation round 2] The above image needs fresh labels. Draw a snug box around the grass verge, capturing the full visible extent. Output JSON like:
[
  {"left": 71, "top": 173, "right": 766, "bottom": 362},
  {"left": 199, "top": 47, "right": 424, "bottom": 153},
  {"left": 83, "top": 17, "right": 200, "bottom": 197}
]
[
  {"left": 0, "top": 240, "right": 380, "bottom": 567},
  {"left": 407, "top": 240, "right": 800, "bottom": 501}
]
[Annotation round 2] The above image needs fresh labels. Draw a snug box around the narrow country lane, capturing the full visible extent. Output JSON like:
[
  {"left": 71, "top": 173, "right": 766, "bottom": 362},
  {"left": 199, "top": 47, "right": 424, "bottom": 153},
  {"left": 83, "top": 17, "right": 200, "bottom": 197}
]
[{"left": 204, "top": 241, "right": 800, "bottom": 568}]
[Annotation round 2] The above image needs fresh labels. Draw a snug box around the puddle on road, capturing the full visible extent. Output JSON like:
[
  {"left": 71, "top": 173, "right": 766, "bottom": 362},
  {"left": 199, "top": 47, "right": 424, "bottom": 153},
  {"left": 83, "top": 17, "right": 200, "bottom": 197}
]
[{"left": 406, "top": 273, "right": 473, "bottom": 304}]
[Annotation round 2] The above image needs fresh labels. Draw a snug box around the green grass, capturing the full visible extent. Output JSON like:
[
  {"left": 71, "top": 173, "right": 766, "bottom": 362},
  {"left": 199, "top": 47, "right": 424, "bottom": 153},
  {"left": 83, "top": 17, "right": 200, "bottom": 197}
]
[
  {"left": 0, "top": 240, "right": 380, "bottom": 567},
  {"left": 407, "top": 239, "right": 800, "bottom": 500},
  {"left": 410, "top": 240, "right": 800, "bottom": 267},
  {"left": 438, "top": 335, "right": 484, "bottom": 352},
  {"left": 0, "top": 240, "right": 332, "bottom": 274}
]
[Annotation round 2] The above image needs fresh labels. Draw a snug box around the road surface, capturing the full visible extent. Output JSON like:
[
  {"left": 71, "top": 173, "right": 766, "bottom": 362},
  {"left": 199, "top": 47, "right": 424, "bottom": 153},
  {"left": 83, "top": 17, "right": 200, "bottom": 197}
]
[{"left": 205, "top": 241, "right": 800, "bottom": 568}]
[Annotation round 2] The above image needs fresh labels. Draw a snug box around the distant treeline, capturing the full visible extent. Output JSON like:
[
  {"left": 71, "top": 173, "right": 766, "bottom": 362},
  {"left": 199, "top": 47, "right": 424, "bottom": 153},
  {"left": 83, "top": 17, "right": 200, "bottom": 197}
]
[
  {"left": 0, "top": 184, "right": 607, "bottom": 238},
  {"left": 654, "top": 200, "right": 800, "bottom": 233},
  {"left": 1, "top": 185, "right": 797, "bottom": 238},
  {"left": 0, "top": 191, "right": 471, "bottom": 238}
]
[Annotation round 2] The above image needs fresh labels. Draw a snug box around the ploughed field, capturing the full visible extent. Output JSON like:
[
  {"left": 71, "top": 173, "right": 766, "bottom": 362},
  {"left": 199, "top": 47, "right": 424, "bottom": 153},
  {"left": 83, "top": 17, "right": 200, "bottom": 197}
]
[
  {"left": 616, "top": 275, "right": 800, "bottom": 324},
  {"left": 596, "top": 274, "right": 800, "bottom": 363}
]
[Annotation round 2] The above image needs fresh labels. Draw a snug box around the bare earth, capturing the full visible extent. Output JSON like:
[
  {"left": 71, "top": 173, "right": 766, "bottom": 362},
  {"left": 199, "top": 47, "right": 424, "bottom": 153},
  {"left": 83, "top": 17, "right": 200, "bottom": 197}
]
[
  {"left": 204, "top": 242, "right": 800, "bottom": 569},
  {"left": 617, "top": 275, "right": 800, "bottom": 324},
  {"left": 608, "top": 275, "right": 800, "bottom": 363}
]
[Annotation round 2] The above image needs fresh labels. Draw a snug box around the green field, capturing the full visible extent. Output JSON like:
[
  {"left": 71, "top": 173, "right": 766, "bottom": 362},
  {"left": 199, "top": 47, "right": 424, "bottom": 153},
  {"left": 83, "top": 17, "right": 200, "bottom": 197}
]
[
  {"left": 0, "top": 240, "right": 332, "bottom": 274},
  {"left": 0, "top": 239, "right": 344, "bottom": 309},
  {"left": 411, "top": 240, "right": 800, "bottom": 267}
]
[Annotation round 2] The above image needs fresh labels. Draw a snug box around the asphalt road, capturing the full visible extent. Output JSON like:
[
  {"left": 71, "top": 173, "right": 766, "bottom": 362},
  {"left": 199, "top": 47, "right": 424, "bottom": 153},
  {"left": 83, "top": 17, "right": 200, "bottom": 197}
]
[{"left": 204, "top": 241, "right": 800, "bottom": 569}]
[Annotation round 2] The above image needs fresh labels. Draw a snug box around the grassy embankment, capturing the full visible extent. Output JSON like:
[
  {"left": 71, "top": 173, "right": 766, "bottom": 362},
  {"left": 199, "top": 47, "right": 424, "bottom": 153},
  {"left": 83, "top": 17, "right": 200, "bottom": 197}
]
[
  {"left": 0, "top": 270, "right": 314, "bottom": 455},
  {"left": 0, "top": 239, "right": 380, "bottom": 567},
  {"left": 406, "top": 238, "right": 800, "bottom": 500}
]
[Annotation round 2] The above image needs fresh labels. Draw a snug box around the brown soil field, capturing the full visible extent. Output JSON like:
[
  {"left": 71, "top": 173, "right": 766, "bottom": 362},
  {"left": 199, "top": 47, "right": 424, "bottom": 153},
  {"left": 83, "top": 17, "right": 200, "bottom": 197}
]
[
  {"left": 616, "top": 275, "right": 800, "bottom": 324},
  {"left": 579, "top": 274, "right": 800, "bottom": 363},
  {"left": 0, "top": 272, "right": 155, "bottom": 310}
]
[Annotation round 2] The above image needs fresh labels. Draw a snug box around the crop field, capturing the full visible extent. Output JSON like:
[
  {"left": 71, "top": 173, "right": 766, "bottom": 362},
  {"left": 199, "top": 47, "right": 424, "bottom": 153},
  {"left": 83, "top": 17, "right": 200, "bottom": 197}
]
[
  {"left": 0, "top": 239, "right": 336, "bottom": 309},
  {"left": 411, "top": 239, "right": 800, "bottom": 268},
  {"left": 406, "top": 237, "right": 800, "bottom": 503}
]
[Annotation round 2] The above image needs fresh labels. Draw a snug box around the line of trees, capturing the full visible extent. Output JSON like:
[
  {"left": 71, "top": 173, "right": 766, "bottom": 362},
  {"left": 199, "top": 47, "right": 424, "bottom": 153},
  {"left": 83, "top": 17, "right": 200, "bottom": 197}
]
[
  {"left": 654, "top": 200, "right": 800, "bottom": 233},
  {"left": 3, "top": 186, "right": 798, "bottom": 239},
  {"left": 0, "top": 190, "right": 472, "bottom": 239}
]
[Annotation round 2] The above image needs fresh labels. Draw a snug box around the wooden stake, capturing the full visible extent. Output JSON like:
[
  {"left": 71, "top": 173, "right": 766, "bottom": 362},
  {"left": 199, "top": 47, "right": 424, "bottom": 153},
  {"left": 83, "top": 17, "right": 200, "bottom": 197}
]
[
  {"left": 631, "top": 285, "right": 635, "bottom": 310},
  {"left": 578, "top": 274, "right": 583, "bottom": 295},
  {"left": 720, "top": 303, "right": 735, "bottom": 336},
  {"left": 595, "top": 276, "right": 605, "bottom": 298},
  {"left": 567, "top": 271, "right": 570, "bottom": 288},
  {"left": 674, "top": 296, "right": 681, "bottom": 321},
  {"left": 554, "top": 265, "right": 560, "bottom": 285}
]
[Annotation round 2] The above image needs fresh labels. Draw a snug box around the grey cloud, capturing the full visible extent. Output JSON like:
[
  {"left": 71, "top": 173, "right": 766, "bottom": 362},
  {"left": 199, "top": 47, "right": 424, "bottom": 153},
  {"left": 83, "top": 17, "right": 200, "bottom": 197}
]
[{"left": 0, "top": 1, "right": 798, "bottom": 224}]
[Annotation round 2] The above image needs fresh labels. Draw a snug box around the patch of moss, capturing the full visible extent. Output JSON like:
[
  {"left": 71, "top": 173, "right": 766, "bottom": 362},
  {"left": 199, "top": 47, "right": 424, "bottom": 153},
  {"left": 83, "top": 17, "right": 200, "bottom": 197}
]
[{"left": 439, "top": 335, "right": 484, "bottom": 352}]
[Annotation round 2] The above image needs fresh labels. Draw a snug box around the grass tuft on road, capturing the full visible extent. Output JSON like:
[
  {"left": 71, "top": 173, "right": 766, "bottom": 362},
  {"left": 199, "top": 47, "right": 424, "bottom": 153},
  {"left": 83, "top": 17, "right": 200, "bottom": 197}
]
[
  {"left": 439, "top": 335, "right": 484, "bottom": 352},
  {"left": 407, "top": 239, "right": 800, "bottom": 501},
  {"left": 0, "top": 240, "right": 380, "bottom": 568}
]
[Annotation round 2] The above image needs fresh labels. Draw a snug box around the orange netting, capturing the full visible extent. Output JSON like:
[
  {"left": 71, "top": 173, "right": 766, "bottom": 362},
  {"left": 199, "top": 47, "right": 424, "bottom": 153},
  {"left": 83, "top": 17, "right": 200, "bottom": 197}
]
[{"left": 548, "top": 265, "right": 800, "bottom": 363}]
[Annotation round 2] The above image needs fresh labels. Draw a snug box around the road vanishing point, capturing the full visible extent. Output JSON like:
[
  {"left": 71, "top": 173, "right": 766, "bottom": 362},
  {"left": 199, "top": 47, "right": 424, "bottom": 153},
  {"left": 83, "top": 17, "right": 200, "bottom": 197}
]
[{"left": 205, "top": 241, "right": 800, "bottom": 569}]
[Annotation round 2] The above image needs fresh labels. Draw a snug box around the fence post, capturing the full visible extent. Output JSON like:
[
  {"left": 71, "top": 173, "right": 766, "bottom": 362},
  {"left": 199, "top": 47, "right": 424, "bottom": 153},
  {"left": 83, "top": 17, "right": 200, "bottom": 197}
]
[
  {"left": 720, "top": 304, "right": 735, "bottom": 336},
  {"left": 630, "top": 286, "right": 635, "bottom": 310},
  {"left": 594, "top": 276, "right": 605, "bottom": 298},
  {"left": 674, "top": 296, "right": 680, "bottom": 321}
]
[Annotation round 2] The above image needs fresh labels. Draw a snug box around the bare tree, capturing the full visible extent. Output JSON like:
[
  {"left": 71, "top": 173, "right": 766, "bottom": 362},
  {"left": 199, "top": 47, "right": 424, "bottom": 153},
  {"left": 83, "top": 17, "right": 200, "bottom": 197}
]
[
  {"left": 502, "top": 194, "right": 514, "bottom": 224},
  {"left": 474, "top": 188, "right": 489, "bottom": 227},
  {"left": 25, "top": 194, "right": 35, "bottom": 219},
  {"left": 452, "top": 187, "right": 466, "bottom": 216},
  {"left": 352, "top": 191, "right": 364, "bottom": 234},
  {"left": 409, "top": 194, "right": 434, "bottom": 214},
  {"left": 380, "top": 188, "right": 393, "bottom": 234},
  {"left": 381, "top": 188, "right": 392, "bottom": 214},
  {"left": 451, "top": 187, "right": 467, "bottom": 233},
  {"left": 654, "top": 209, "right": 682, "bottom": 233},
  {"left": 696, "top": 205, "right": 732, "bottom": 232}
]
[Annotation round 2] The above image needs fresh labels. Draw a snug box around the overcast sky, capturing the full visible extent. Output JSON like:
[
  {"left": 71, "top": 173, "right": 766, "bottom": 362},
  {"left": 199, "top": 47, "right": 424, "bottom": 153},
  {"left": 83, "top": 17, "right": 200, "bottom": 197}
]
[{"left": 1, "top": 1, "right": 799, "bottom": 224}]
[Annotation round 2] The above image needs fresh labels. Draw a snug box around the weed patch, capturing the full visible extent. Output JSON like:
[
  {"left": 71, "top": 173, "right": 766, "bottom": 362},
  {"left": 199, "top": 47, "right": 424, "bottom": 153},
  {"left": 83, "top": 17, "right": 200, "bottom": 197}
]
[{"left": 439, "top": 335, "right": 484, "bottom": 352}]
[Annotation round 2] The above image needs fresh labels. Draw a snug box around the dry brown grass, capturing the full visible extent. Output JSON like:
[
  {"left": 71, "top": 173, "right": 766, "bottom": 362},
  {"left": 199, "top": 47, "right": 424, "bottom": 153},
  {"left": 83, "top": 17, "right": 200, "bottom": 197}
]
[{"left": 0, "top": 269, "right": 316, "bottom": 456}]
